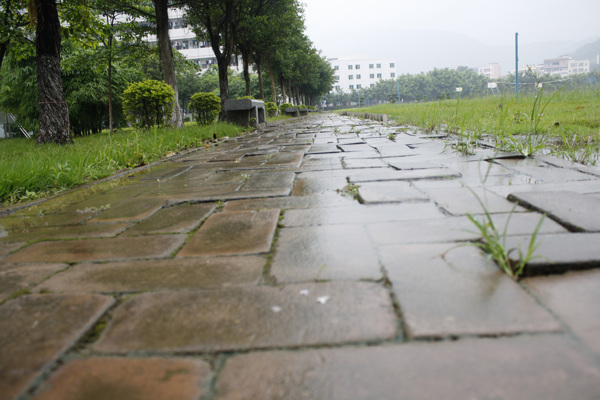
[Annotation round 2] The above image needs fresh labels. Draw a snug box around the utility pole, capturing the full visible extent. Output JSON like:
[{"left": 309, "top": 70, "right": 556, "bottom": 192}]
[{"left": 515, "top": 32, "right": 519, "bottom": 101}]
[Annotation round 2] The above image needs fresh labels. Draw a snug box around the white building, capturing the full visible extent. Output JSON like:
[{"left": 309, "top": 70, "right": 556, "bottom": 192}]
[
  {"left": 328, "top": 57, "right": 398, "bottom": 92},
  {"left": 143, "top": 8, "right": 245, "bottom": 72},
  {"left": 542, "top": 56, "right": 590, "bottom": 77},
  {"left": 477, "top": 63, "right": 501, "bottom": 80}
]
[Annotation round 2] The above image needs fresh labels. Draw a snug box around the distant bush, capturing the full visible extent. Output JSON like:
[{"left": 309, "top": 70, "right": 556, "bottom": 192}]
[
  {"left": 237, "top": 96, "right": 255, "bottom": 100},
  {"left": 279, "top": 102, "right": 293, "bottom": 112},
  {"left": 265, "top": 101, "right": 278, "bottom": 117},
  {"left": 122, "top": 80, "right": 174, "bottom": 128},
  {"left": 189, "top": 92, "right": 221, "bottom": 125}
]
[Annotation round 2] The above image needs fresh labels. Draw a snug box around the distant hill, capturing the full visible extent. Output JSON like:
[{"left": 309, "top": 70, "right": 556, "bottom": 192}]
[{"left": 569, "top": 38, "right": 600, "bottom": 68}]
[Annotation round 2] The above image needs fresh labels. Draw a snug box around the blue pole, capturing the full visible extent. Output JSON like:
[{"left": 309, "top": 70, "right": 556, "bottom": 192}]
[{"left": 515, "top": 32, "right": 519, "bottom": 101}]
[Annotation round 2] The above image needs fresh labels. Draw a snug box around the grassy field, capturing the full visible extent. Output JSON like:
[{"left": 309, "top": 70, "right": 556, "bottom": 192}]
[
  {"left": 0, "top": 122, "right": 247, "bottom": 206},
  {"left": 341, "top": 88, "right": 600, "bottom": 163}
]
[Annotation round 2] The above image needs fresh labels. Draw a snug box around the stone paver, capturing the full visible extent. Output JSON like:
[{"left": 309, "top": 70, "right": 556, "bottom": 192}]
[
  {"left": 214, "top": 335, "right": 600, "bottom": 400},
  {"left": 271, "top": 225, "right": 381, "bottom": 281},
  {"left": 508, "top": 190, "right": 600, "bottom": 232},
  {"left": 506, "top": 232, "right": 600, "bottom": 276},
  {"left": 379, "top": 243, "right": 561, "bottom": 338},
  {"left": 122, "top": 203, "right": 214, "bottom": 235},
  {"left": 93, "top": 282, "right": 397, "bottom": 353},
  {"left": 1, "top": 114, "right": 600, "bottom": 399},
  {"left": 178, "top": 209, "right": 279, "bottom": 257},
  {"left": 31, "top": 357, "right": 212, "bottom": 400},
  {"left": 524, "top": 269, "right": 600, "bottom": 354},
  {"left": 35, "top": 256, "right": 265, "bottom": 293},
  {"left": 4, "top": 235, "right": 186, "bottom": 263},
  {"left": 0, "top": 263, "right": 67, "bottom": 301},
  {"left": 0, "top": 294, "right": 114, "bottom": 400}
]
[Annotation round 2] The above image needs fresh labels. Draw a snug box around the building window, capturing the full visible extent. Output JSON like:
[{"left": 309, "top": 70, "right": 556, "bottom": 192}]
[
  {"left": 335, "top": 85, "right": 340, "bottom": 90},
  {"left": 391, "top": 73, "right": 395, "bottom": 78},
  {"left": 355, "top": 64, "right": 360, "bottom": 69},
  {"left": 349, "top": 75, "right": 354, "bottom": 80},
  {"left": 356, "top": 74, "right": 361, "bottom": 79},
  {"left": 357, "top": 84, "right": 362, "bottom": 89},
  {"left": 348, "top": 65, "right": 353, "bottom": 69},
  {"left": 334, "top": 76, "right": 339, "bottom": 81},
  {"left": 377, "top": 63, "right": 381, "bottom": 68},
  {"left": 377, "top": 73, "right": 382, "bottom": 78},
  {"left": 369, "top": 64, "right": 374, "bottom": 69},
  {"left": 369, "top": 74, "right": 375, "bottom": 78},
  {"left": 370, "top": 84, "right": 375, "bottom": 87},
  {"left": 390, "top": 63, "right": 395, "bottom": 68},
  {"left": 334, "top": 65, "right": 339, "bottom": 70},
  {"left": 349, "top": 85, "right": 354, "bottom": 89}
]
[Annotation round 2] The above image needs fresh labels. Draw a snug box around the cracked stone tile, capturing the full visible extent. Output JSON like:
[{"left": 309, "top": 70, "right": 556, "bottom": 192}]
[
  {"left": 524, "top": 269, "right": 600, "bottom": 354},
  {"left": 0, "top": 263, "right": 67, "bottom": 301},
  {"left": 178, "top": 210, "right": 279, "bottom": 257},
  {"left": 379, "top": 243, "right": 560, "bottom": 338},
  {"left": 271, "top": 225, "right": 381, "bottom": 282},
  {"left": 214, "top": 335, "right": 600, "bottom": 400},
  {"left": 4, "top": 235, "right": 186, "bottom": 263},
  {"left": 93, "top": 282, "right": 397, "bottom": 353},
  {"left": 508, "top": 190, "right": 600, "bottom": 232},
  {"left": 0, "top": 294, "right": 114, "bottom": 400},
  {"left": 123, "top": 203, "right": 214, "bottom": 235},
  {"left": 36, "top": 256, "right": 265, "bottom": 293},
  {"left": 31, "top": 357, "right": 212, "bottom": 400},
  {"left": 505, "top": 232, "right": 600, "bottom": 276}
]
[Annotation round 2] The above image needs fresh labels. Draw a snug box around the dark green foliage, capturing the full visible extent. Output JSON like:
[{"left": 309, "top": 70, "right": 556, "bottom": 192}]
[
  {"left": 189, "top": 92, "right": 221, "bottom": 125},
  {"left": 122, "top": 80, "right": 175, "bottom": 128},
  {"left": 265, "top": 101, "right": 278, "bottom": 117},
  {"left": 279, "top": 102, "right": 292, "bottom": 112}
]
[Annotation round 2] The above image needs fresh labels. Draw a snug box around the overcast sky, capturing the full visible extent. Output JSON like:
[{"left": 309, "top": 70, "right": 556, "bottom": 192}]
[{"left": 302, "top": 0, "right": 600, "bottom": 73}]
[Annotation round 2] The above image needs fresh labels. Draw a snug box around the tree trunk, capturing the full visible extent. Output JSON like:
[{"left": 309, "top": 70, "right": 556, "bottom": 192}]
[
  {"left": 268, "top": 58, "right": 277, "bottom": 104},
  {"left": 107, "top": 31, "right": 114, "bottom": 134},
  {"left": 255, "top": 54, "right": 264, "bottom": 100},
  {"left": 240, "top": 46, "right": 251, "bottom": 97},
  {"left": 154, "top": 0, "right": 183, "bottom": 128},
  {"left": 217, "top": 57, "right": 230, "bottom": 120},
  {"left": 279, "top": 74, "right": 286, "bottom": 104},
  {"left": 0, "top": 41, "right": 8, "bottom": 72},
  {"left": 35, "top": 0, "right": 72, "bottom": 144}
]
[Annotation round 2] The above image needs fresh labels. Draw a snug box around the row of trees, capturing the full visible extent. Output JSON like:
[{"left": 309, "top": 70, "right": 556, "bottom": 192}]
[
  {"left": 0, "top": 0, "right": 335, "bottom": 143},
  {"left": 324, "top": 67, "right": 600, "bottom": 107}
]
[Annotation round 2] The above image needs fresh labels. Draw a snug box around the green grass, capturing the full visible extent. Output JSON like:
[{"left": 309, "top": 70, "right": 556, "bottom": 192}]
[
  {"left": 0, "top": 122, "right": 247, "bottom": 206},
  {"left": 339, "top": 88, "right": 600, "bottom": 163}
]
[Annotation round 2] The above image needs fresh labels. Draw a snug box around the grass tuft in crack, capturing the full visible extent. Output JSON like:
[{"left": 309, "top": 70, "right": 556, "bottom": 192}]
[{"left": 464, "top": 160, "right": 546, "bottom": 278}]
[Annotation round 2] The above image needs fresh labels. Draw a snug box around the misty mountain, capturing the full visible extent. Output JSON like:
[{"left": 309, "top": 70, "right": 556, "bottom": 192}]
[
  {"left": 323, "top": 29, "right": 599, "bottom": 75},
  {"left": 569, "top": 38, "right": 600, "bottom": 65}
]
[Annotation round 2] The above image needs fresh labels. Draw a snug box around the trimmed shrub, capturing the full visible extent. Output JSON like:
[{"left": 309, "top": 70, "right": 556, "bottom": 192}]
[
  {"left": 265, "top": 101, "right": 278, "bottom": 117},
  {"left": 122, "top": 80, "right": 175, "bottom": 128},
  {"left": 279, "top": 102, "right": 293, "bottom": 112},
  {"left": 189, "top": 92, "right": 221, "bottom": 125}
]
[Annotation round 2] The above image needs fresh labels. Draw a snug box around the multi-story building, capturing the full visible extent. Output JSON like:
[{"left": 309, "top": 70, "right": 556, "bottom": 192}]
[
  {"left": 143, "top": 8, "right": 243, "bottom": 72},
  {"left": 329, "top": 57, "right": 398, "bottom": 92},
  {"left": 543, "top": 56, "right": 590, "bottom": 77},
  {"left": 477, "top": 63, "right": 501, "bottom": 80}
]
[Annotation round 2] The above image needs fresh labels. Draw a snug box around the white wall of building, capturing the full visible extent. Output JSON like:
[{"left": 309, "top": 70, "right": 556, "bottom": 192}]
[
  {"left": 329, "top": 57, "right": 397, "bottom": 92},
  {"left": 477, "top": 63, "right": 501, "bottom": 80}
]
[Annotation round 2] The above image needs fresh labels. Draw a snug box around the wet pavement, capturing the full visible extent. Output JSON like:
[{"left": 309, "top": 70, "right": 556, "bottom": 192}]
[{"left": 1, "top": 113, "right": 600, "bottom": 399}]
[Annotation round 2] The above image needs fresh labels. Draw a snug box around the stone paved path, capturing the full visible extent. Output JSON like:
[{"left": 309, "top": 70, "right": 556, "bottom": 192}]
[{"left": 1, "top": 113, "right": 600, "bottom": 399}]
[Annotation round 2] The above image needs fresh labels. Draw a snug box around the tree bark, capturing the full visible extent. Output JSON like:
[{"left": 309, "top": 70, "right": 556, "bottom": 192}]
[
  {"left": 154, "top": 0, "right": 183, "bottom": 128},
  {"left": 255, "top": 54, "right": 264, "bottom": 100},
  {"left": 267, "top": 59, "right": 277, "bottom": 104},
  {"left": 35, "top": 0, "right": 72, "bottom": 144}
]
